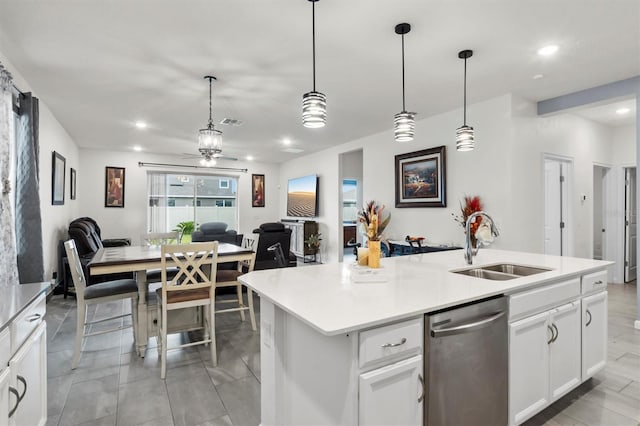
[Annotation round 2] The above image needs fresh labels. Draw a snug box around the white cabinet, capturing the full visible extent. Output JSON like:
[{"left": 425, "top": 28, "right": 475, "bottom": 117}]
[
  {"left": 509, "top": 301, "right": 580, "bottom": 425},
  {"left": 0, "top": 367, "right": 11, "bottom": 423},
  {"left": 9, "top": 322, "right": 46, "bottom": 426},
  {"left": 582, "top": 291, "right": 608, "bottom": 379},
  {"left": 359, "top": 355, "right": 423, "bottom": 426}
]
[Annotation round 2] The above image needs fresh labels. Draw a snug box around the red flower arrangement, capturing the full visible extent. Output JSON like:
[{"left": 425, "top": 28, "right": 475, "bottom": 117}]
[{"left": 452, "top": 195, "right": 483, "bottom": 241}]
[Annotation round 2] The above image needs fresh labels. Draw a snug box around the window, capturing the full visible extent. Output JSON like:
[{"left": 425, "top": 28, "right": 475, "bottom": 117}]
[
  {"left": 343, "top": 179, "right": 358, "bottom": 223},
  {"left": 147, "top": 172, "right": 238, "bottom": 234}
]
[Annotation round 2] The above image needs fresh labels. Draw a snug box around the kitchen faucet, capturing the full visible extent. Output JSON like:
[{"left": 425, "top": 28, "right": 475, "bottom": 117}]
[{"left": 464, "top": 211, "right": 499, "bottom": 264}]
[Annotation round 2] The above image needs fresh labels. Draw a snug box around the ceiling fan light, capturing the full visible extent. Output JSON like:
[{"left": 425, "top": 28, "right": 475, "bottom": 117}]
[
  {"left": 302, "top": 91, "right": 327, "bottom": 128},
  {"left": 456, "top": 125, "right": 475, "bottom": 151},
  {"left": 394, "top": 111, "right": 415, "bottom": 142}
]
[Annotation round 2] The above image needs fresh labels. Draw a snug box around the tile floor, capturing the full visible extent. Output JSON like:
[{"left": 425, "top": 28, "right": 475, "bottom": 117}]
[{"left": 45, "top": 282, "right": 638, "bottom": 426}]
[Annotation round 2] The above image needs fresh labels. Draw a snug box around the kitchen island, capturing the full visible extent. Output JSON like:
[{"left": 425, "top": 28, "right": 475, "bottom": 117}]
[{"left": 239, "top": 249, "right": 612, "bottom": 425}]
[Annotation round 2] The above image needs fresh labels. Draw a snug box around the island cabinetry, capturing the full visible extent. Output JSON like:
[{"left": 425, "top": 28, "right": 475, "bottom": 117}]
[{"left": 582, "top": 290, "right": 607, "bottom": 379}]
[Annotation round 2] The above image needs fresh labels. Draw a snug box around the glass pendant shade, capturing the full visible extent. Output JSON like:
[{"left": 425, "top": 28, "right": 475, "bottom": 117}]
[
  {"left": 302, "top": 90, "right": 327, "bottom": 128},
  {"left": 456, "top": 125, "right": 474, "bottom": 151},
  {"left": 198, "top": 126, "right": 222, "bottom": 156},
  {"left": 394, "top": 111, "right": 416, "bottom": 142}
]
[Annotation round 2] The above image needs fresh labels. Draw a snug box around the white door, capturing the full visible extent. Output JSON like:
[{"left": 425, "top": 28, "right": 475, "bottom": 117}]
[
  {"left": 9, "top": 323, "right": 46, "bottom": 426},
  {"left": 582, "top": 291, "right": 608, "bottom": 380},
  {"left": 548, "top": 302, "right": 581, "bottom": 401},
  {"left": 359, "top": 355, "right": 423, "bottom": 426},
  {"left": 509, "top": 311, "right": 550, "bottom": 426},
  {"left": 544, "top": 159, "right": 570, "bottom": 256},
  {"left": 624, "top": 167, "right": 637, "bottom": 282}
]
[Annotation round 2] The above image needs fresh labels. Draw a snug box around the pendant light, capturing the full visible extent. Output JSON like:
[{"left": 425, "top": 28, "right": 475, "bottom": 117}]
[
  {"left": 394, "top": 23, "right": 416, "bottom": 142},
  {"left": 302, "top": 0, "right": 326, "bottom": 128},
  {"left": 198, "top": 75, "right": 223, "bottom": 159},
  {"left": 456, "top": 50, "right": 474, "bottom": 151}
]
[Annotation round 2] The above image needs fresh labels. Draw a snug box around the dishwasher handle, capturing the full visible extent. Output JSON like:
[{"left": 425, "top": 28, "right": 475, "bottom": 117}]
[{"left": 430, "top": 311, "right": 506, "bottom": 338}]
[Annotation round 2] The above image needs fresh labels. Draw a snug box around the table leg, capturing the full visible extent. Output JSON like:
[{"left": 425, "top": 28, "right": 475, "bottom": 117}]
[{"left": 135, "top": 270, "right": 148, "bottom": 357}]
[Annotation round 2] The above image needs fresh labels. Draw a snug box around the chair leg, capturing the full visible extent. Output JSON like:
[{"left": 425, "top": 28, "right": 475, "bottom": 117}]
[
  {"left": 130, "top": 297, "right": 139, "bottom": 353},
  {"left": 160, "top": 304, "right": 168, "bottom": 379},
  {"left": 72, "top": 301, "right": 86, "bottom": 369},
  {"left": 248, "top": 288, "right": 257, "bottom": 331},
  {"left": 209, "top": 304, "right": 217, "bottom": 367},
  {"left": 237, "top": 284, "right": 246, "bottom": 322},
  {"left": 156, "top": 300, "right": 162, "bottom": 358}
]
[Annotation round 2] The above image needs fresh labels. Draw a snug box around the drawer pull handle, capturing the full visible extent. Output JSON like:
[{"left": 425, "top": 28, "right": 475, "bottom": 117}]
[
  {"left": 547, "top": 325, "right": 555, "bottom": 344},
  {"left": 594, "top": 280, "right": 604, "bottom": 285},
  {"left": 585, "top": 309, "right": 592, "bottom": 327},
  {"left": 552, "top": 323, "right": 559, "bottom": 342},
  {"left": 8, "top": 386, "right": 20, "bottom": 418},
  {"left": 418, "top": 374, "right": 425, "bottom": 403},
  {"left": 16, "top": 375, "right": 27, "bottom": 402},
  {"left": 382, "top": 338, "right": 407, "bottom": 348},
  {"left": 26, "top": 313, "right": 42, "bottom": 322}
]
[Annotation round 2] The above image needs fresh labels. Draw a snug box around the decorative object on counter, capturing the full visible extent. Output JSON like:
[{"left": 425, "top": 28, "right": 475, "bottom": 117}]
[
  {"left": 70, "top": 167, "right": 77, "bottom": 200},
  {"left": 456, "top": 49, "right": 475, "bottom": 152},
  {"left": 350, "top": 263, "right": 389, "bottom": 283},
  {"left": 452, "top": 195, "right": 483, "bottom": 247},
  {"left": 198, "top": 75, "right": 223, "bottom": 166},
  {"left": 463, "top": 211, "right": 499, "bottom": 265},
  {"left": 302, "top": 0, "right": 327, "bottom": 128},
  {"left": 52, "top": 151, "right": 66, "bottom": 205},
  {"left": 393, "top": 22, "right": 416, "bottom": 143},
  {"left": 173, "top": 220, "right": 196, "bottom": 243},
  {"left": 357, "top": 200, "right": 391, "bottom": 268},
  {"left": 105, "top": 166, "right": 125, "bottom": 207},
  {"left": 252, "top": 174, "right": 265, "bottom": 207},
  {"left": 357, "top": 247, "right": 369, "bottom": 266},
  {"left": 395, "top": 146, "right": 447, "bottom": 208}
]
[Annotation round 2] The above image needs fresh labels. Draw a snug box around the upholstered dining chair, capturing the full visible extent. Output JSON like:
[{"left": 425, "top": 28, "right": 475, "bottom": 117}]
[
  {"left": 215, "top": 251, "right": 258, "bottom": 331},
  {"left": 64, "top": 239, "right": 139, "bottom": 369},
  {"left": 157, "top": 242, "right": 219, "bottom": 379}
]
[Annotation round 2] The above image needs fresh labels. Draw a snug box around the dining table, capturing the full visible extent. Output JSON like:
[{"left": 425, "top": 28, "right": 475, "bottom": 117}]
[{"left": 88, "top": 242, "right": 255, "bottom": 357}]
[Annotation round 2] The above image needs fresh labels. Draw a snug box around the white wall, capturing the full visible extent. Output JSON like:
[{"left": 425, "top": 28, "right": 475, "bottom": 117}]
[
  {"left": 612, "top": 125, "right": 637, "bottom": 166},
  {"left": 77, "top": 149, "right": 281, "bottom": 245},
  {"left": 0, "top": 49, "right": 80, "bottom": 282}
]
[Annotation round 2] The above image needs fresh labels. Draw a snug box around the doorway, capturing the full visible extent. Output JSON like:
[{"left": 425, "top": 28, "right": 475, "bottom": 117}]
[
  {"left": 624, "top": 167, "right": 637, "bottom": 282},
  {"left": 544, "top": 156, "right": 573, "bottom": 256},
  {"left": 338, "top": 149, "right": 363, "bottom": 262},
  {"left": 593, "top": 165, "right": 613, "bottom": 261}
]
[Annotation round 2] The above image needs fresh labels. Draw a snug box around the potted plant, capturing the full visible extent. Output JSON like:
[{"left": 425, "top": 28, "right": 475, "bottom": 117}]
[
  {"left": 304, "top": 233, "right": 322, "bottom": 254},
  {"left": 173, "top": 221, "right": 196, "bottom": 243}
]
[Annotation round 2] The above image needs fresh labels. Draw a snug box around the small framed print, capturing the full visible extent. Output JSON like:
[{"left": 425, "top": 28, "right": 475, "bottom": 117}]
[
  {"left": 105, "top": 166, "right": 125, "bottom": 208},
  {"left": 70, "top": 168, "right": 77, "bottom": 200},
  {"left": 395, "top": 146, "right": 447, "bottom": 208},
  {"left": 52, "top": 151, "right": 66, "bottom": 205},
  {"left": 252, "top": 174, "right": 265, "bottom": 207}
]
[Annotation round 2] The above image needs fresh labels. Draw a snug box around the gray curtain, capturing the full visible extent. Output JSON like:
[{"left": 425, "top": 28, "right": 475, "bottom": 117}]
[{"left": 15, "top": 93, "right": 44, "bottom": 283}]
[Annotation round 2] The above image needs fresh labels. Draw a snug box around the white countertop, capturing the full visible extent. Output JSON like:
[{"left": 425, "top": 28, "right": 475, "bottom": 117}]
[
  {"left": 0, "top": 282, "right": 50, "bottom": 332},
  {"left": 239, "top": 249, "right": 612, "bottom": 336}
]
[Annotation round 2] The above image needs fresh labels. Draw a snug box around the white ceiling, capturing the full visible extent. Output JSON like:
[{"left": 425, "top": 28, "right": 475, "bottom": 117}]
[
  {"left": 0, "top": 0, "right": 638, "bottom": 164},
  {"left": 571, "top": 98, "right": 636, "bottom": 127}
]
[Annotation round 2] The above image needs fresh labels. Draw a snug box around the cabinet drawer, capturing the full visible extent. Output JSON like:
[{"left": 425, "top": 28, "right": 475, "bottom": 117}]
[
  {"left": 582, "top": 270, "right": 607, "bottom": 294},
  {"left": 359, "top": 317, "right": 422, "bottom": 370},
  {"left": 0, "top": 327, "right": 9, "bottom": 369},
  {"left": 10, "top": 293, "right": 46, "bottom": 355},
  {"left": 509, "top": 278, "right": 580, "bottom": 322}
]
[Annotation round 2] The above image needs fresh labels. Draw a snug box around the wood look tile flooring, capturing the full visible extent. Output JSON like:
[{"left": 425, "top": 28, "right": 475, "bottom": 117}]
[{"left": 46, "top": 283, "right": 638, "bottom": 426}]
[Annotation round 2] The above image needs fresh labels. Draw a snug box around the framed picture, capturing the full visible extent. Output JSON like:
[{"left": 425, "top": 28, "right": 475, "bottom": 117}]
[
  {"left": 252, "top": 174, "right": 265, "bottom": 207},
  {"left": 70, "top": 168, "right": 77, "bottom": 200},
  {"left": 105, "top": 166, "right": 125, "bottom": 208},
  {"left": 51, "top": 151, "right": 66, "bottom": 205},
  {"left": 395, "top": 146, "right": 447, "bottom": 208}
]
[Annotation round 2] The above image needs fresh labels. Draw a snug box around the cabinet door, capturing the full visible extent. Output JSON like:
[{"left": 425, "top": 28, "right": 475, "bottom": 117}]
[
  {"left": 359, "top": 355, "right": 423, "bottom": 426},
  {"left": 0, "top": 367, "right": 11, "bottom": 424},
  {"left": 509, "top": 311, "right": 550, "bottom": 426},
  {"left": 549, "top": 302, "right": 581, "bottom": 400},
  {"left": 9, "top": 322, "right": 46, "bottom": 426},
  {"left": 582, "top": 291, "right": 608, "bottom": 379}
]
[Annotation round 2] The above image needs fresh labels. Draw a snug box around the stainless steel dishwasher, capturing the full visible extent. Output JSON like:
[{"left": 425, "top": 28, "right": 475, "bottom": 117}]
[{"left": 425, "top": 296, "right": 508, "bottom": 425}]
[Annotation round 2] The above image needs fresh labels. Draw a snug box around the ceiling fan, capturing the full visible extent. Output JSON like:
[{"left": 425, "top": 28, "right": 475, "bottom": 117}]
[{"left": 181, "top": 150, "right": 238, "bottom": 162}]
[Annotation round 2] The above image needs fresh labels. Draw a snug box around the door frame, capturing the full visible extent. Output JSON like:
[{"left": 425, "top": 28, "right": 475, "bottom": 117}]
[
  {"left": 543, "top": 154, "right": 574, "bottom": 257},
  {"left": 593, "top": 162, "right": 618, "bottom": 283},
  {"left": 624, "top": 166, "right": 637, "bottom": 282}
]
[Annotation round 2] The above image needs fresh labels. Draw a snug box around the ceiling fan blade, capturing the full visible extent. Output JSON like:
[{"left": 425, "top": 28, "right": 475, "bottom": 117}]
[{"left": 213, "top": 153, "right": 238, "bottom": 161}]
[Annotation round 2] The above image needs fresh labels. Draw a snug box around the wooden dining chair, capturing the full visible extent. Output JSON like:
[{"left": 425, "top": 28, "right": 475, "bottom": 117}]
[
  {"left": 64, "top": 239, "right": 139, "bottom": 369},
  {"left": 157, "top": 242, "right": 219, "bottom": 379},
  {"left": 215, "top": 251, "right": 258, "bottom": 331},
  {"left": 142, "top": 231, "right": 181, "bottom": 282}
]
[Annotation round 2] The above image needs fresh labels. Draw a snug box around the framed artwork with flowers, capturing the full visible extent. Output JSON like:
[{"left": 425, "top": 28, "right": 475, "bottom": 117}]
[{"left": 395, "top": 145, "right": 446, "bottom": 208}]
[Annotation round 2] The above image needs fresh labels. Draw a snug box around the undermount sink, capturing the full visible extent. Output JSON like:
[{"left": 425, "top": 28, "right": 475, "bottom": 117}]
[{"left": 452, "top": 263, "right": 552, "bottom": 281}]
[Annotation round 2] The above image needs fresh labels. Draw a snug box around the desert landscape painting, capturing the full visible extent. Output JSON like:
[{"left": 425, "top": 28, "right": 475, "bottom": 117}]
[{"left": 287, "top": 175, "right": 317, "bottom": 217}]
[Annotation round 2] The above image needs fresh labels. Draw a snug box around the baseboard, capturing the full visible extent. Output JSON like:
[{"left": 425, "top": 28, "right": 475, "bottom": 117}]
[{"left": 635, "top": 320, "right": 640, "bottom": 330}]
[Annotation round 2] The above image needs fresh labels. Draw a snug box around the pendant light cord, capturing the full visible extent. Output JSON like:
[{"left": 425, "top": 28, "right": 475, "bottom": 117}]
[
  {"left": 312, "top": 1, "right": 316, "bottom": 91},
  {"left": 463, "top": 57, "right": 467, "bottom": 125},
  {"left": 208, "top": 77, "right": 213, "bottom": 127},
  {"left": 401, "top": 33, "right": 406, "bottom": 112}
]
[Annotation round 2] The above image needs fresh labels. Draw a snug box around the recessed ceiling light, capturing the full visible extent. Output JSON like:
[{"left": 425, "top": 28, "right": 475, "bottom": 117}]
[
  {"left": 616, "top": 107, "right": 631, "bottom": 115},
  {"left": 283, "top": 138, "right": 292, "bottom": 145},
  {"left": 533, "top": 74, "right": 544, "bottom": 80},
  {"left": 246, "top": 155, "right": 254, "bottom": 161},
  {"left": 133, "top": 146, "right": 142, "bottom": 152},
  {"left": 135, "top": 121, "right": 147, "bottom": 129},
  {"left": 537, "top": 45, "right": 559, "bottom": 56}
]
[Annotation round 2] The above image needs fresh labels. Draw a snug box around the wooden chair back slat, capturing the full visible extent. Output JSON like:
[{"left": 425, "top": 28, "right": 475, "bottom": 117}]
[{"left": 160, "top": 242, "right": 218, "bottom": 294}]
